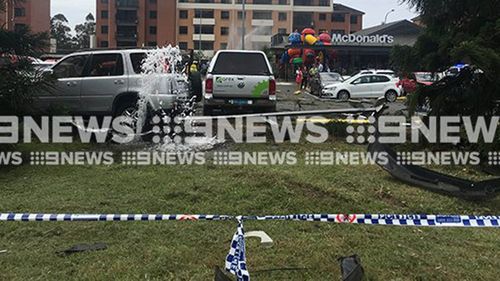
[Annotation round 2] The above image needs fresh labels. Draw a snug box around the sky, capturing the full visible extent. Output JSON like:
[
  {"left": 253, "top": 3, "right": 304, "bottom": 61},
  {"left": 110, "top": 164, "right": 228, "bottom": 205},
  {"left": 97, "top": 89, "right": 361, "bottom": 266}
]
[{"left": 50, "top": 0, "right": 418, "bottom": 31}]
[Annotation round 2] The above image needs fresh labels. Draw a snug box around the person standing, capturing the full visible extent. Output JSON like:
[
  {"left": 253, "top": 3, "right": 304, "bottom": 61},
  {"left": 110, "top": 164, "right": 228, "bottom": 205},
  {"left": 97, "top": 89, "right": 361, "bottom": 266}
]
[
  {"left": 301, "top": 66, "right": 309, "bottom": 90},
  {"left": 295, "top": 67, "right": 303, "bottom": 93}
]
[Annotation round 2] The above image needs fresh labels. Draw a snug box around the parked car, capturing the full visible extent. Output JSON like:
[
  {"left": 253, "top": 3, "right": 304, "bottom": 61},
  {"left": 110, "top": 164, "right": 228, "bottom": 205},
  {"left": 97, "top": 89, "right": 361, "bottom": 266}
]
[
  {"left": 203, "top": 50, "right": 276, "bottom": 115},
  {"left": 322, "top": 74, "right": 400, "bottom": 102},
  {"left": 309, "top": 72, "right": 343, "bottom": 96},
  {"left": 414, "top": 72, "right": 440, "bottom": 86},
  {"left": 34, "top": 49, "right": 200, "bottom": 117}
]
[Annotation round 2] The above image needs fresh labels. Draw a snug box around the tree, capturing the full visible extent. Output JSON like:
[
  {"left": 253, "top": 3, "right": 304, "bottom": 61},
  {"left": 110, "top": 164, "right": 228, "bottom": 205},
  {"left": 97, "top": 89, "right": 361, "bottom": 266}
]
[
  {"left": 51, "top": 13, "right": 75, "bottom": 52},
  {"left": 394, "top": 0, "right": 500, "bottom": 156},
  {"left": 0, "top": 26, "right": 54, "bottom": 115},
  {"left": 74, "top": 13, "right": 95, "bottom": 49},
  {"left": 394, "top": 0, "right": 500, "bottom": 115}
]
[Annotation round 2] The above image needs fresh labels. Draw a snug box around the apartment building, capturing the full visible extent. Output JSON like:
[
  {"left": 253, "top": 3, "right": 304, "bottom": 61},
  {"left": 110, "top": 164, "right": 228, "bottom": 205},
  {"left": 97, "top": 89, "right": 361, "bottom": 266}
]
[
  {"left": 96, "top": 0, "right": 364, "bottom": 55},
  {"left": 0, "top": 0, "right": 51, "bottom": 33},
  {"left": 96, "top": 0, "right": 177, "bottom": 48}
]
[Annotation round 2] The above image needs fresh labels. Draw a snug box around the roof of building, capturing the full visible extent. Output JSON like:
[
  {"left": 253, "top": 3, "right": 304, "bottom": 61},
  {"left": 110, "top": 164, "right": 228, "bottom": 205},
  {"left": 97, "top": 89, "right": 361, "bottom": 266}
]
[
  {"left": 333, "top": 3, "right": 365, "bottom": 15},
  {"left": 354, "top": 19, "right": 422, "bottom": 36}
]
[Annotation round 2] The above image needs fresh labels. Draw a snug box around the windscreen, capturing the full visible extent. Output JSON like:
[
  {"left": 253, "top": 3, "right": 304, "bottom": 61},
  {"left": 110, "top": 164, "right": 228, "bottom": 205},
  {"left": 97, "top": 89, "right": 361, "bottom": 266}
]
[{"left": 211, "top": 52, "right": 271, "bottom": 76}]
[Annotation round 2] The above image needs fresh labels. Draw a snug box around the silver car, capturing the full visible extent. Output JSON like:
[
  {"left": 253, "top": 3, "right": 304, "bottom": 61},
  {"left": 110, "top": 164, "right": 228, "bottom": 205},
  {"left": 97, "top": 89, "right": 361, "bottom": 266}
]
[{"left": 34, "top": 49, "right": 194, "bottom": 117}]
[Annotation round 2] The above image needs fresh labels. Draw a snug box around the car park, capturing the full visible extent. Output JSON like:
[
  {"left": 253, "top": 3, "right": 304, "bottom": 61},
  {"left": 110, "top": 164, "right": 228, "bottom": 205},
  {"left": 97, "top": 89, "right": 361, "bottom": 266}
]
[
  {"left": 322, "top": 74, "right": 400, "bottom": 102},
  {"left": 203, "top": 50, "right": 276, "bottom": 115},
  {"left": 34, "top": 49, "right": 199, "bottom": 117}
]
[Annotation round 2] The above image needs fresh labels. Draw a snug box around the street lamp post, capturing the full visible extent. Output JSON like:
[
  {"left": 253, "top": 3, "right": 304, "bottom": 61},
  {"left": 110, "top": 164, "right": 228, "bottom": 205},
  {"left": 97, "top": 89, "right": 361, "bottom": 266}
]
[
  {"left": 241, "top": 0, "right": 246, "bottom": 50},
  {"left": 198, "top": 10, "right": 202, "bottom": 53},
  {"left": 384, "top": 9, "right": 395, "bottom": 24}
]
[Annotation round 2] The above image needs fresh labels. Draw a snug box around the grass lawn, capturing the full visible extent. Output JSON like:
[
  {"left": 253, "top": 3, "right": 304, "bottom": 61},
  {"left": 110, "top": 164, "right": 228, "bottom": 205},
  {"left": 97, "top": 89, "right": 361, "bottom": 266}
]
[{"left": 0, "top": 141, "right": 499, "bottom": 280}]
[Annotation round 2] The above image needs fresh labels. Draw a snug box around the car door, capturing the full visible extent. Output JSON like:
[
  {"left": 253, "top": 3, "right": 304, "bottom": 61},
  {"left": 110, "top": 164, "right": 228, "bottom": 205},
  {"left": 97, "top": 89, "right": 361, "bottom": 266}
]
[
  {"left": 34, "top": 54, "right": 89, "bottom": 113},
  {"left": 349, "top": 76, "right": 372, "bottom": 98},
  {"left": 80, "top": 53, "right": 127, "bottom": 115},
  {"left": 371, "top": 75, "right": 391, "bottom": 97}
]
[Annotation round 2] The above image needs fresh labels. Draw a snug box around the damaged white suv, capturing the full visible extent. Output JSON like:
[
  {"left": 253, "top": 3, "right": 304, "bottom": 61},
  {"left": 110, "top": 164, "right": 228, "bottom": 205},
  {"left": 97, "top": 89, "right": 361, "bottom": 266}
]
[{"left": 35, "top": 49, "right": 200, "bottom": 117}]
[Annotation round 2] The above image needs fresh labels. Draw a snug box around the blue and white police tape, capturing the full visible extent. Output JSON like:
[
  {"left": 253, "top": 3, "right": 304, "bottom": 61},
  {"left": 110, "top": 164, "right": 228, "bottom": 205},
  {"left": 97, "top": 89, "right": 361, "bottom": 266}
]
[
  {"left": 242, "top": 214, "right": 500, "bottom": 227},
  {"left": 225, "top": 219, "right": 250, "bottom": 281},
  {"left": 1, "top": 213, "right": 499, "bottom": 227},
  {"left": 2, "top": 213, "right": 498, "bottom": 281},
  {"left": 0, "top": 213, "right": 232, "bottom": 222}
]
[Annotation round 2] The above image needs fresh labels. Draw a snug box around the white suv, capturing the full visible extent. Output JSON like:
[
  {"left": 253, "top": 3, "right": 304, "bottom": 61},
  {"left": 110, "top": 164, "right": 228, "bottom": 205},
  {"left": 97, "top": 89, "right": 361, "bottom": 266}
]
[
  {"left": 34, "top": 49, "right": 199, "bottom": 117},
  {"left": 322, "top": 74, "right": 400, "bottom": 102}
]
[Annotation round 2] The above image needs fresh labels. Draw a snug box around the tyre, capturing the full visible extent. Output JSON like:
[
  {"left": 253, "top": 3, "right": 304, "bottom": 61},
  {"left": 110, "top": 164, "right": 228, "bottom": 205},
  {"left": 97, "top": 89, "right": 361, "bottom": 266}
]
[
  {"left": 385, "top": 90, "right": 398, "bottom": 103},
  {"left": 337, "top": 90, "right": 350, "bottom": 102}
]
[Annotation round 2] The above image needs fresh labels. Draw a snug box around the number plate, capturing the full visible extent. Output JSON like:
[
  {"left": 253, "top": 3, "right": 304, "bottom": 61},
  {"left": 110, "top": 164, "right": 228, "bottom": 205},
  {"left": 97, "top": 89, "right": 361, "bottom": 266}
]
[{"left": 229, "top": 99, "right": 253, "bottom": 105}]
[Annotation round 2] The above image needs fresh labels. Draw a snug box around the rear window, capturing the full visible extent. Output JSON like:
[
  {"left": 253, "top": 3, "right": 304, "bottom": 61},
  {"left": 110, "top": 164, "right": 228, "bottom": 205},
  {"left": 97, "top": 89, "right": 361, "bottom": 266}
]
[{"left": 211, "top": 52, "right": 270, "bottom": 76}]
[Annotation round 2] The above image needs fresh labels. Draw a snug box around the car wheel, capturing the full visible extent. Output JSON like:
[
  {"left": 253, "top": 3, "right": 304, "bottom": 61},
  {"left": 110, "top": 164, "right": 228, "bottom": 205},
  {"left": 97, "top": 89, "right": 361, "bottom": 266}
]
[
  {"left": 337, "top": 90, "right": 350, "bottom": 102},
  {"left": 385, "top": 90, "right": 398, "bottom": 103}
]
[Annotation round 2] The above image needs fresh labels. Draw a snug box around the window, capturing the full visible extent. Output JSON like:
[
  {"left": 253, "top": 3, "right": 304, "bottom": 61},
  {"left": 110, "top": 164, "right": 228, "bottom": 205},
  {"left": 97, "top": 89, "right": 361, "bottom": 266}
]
[
  {"left": 278, "top": 28, "right": 287, "bottom": 34},
  {"left": 331, "top": 13, "right": 345, "bottom": 22},
  {"left": 14, "top": 8, "right": 25, "bottom": 17},
  {"left": 194, "top": 10, "right": 214, "bottom": 18},
  {"left": 212, "top": 52, "right": 270, "bottom": 76},
  {"left": 52, "top": 55, "right": 90, "bottom": 78},
  {"left": 237, "top": 11, "right": 247, "bottom": 19},
  {"left": 352, "top": 76, "right": 371, "bottom": 84},
  {"left": 178, "top": 42, "right": 188, "bottom": 50},
  {"left": 199, "top": 41, "right": 214, "bottom": 50},
  {"left": 220, "top": 27, "right": 229, "bottom": 36},
  {"left": 149, "top": 26, "right": 157, "bottom": 34},
  {"left": 87, "top": 54, "right": 124, "bottom": 77},
  {"left": 101, "top": 10, "right": 108, "bottom": 19},
  {"left": 101, "top": 0, "right": 108, "bottom": 4},
  {"left": 253, "top": 11, "right": 272, "bottom": 20},
  {"left": 350, "top": 15, "right": 358, "bottom": 24},
  {"left": 194, "top": 25, "right": 214, "bottom": 34},
  {"left": 130, "top": 53, "right": 146, "bottom": 74},
  {"left": 319, "top": 13, "right": 326, "bottom": 21},
  {"left": 14, "top": 24, "right": 26, "bottom": 32},
  {"left": 100, "top": 41, "right": 109, "bottom": 48},
  {"left": 220, "top": 43, "right": 228, "bottom": 50},
  {"left": 331, "top": 29, "right": 345, "bottom": 35},
  {"left": 101, "top": 25, "right": 108, "bottom": 34},
  {"left": 179, "top": 10, "right": 188, "bottom": 19},
  {"left": 221, "top": 11, "right": 230, "bottom": 19},
  {"left": 278, "top": 12, "right": 287, "bottom": 21},
  {"left": 148, "top": 41, "right": 157, "bottom": 46},
  {"left": 179, "top": 26, "right": 188, "bottom": 34},
  {"left": 149, "top": 0, "right": 157, "bottom": 4},
  {"left": 150, "top": 11, "right": 157, "bottom": 19},
  {"left": 372, "top": 75, "right": 390, "bottom": 83}
]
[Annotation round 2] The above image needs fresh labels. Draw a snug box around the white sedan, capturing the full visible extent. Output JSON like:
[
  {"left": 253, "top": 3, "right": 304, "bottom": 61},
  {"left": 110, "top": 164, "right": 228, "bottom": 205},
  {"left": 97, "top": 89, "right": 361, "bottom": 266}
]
[{"left": 322, "top": 74, "right": 401, "bottom": 102}]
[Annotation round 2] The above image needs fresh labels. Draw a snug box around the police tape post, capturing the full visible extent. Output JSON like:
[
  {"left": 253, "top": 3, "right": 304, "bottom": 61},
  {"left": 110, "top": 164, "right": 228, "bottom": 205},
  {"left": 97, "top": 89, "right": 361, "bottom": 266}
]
[{"left": 1, "top": 212, "right": 498, "bottom": 280}]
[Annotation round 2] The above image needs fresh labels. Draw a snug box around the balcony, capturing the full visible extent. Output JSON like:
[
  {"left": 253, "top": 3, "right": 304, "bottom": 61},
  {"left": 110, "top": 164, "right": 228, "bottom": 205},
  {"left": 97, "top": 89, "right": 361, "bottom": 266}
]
[
  {"left": 251, "top": 19, "right": 274, "bottom": 26},
  {"left": 192, "top": 34, "right": 215, "bottom": 41},
  {"left": 193, "top": 18, "right": 216, "bottom": 25}
]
